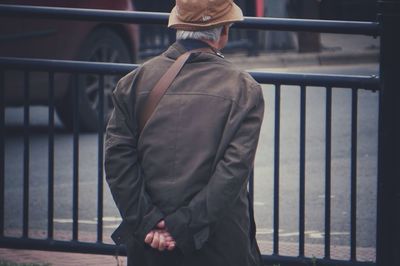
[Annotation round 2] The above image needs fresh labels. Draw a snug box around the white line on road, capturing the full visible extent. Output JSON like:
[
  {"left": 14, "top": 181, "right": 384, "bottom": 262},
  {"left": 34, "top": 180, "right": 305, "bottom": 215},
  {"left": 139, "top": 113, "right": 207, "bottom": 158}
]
[
  {"left": 98, "top": 216, "right": 122, "bottom": 222},
  {"left": 104, "top": 224, "right": 120, "bottom": 229},
  {"left": 54, "top": 217, "right": 122, "bottom": 225},
  {"left": 318, "top": 195, "right": 335, "bottom": 199},
  {"left": 54, "top": 218, "right": 97, "bottom": 225},
  {"left": 256, "top": 228, "right": 350, "bottom": 239}
]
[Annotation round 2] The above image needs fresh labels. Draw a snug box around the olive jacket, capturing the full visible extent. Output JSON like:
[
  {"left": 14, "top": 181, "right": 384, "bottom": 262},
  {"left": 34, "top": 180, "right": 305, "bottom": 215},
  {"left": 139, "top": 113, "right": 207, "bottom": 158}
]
[{"left": 104, "top": 41, "right": 265, "bottom": 266}]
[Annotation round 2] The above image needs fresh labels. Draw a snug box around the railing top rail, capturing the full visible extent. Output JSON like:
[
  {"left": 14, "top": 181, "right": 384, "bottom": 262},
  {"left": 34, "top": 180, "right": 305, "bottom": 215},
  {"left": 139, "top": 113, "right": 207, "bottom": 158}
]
[
  {"left": 0, "top": 57, "right": 380, "bottom": 91},
  {"left": 0, "top": 4, "right": 380, "bottom": 36},
  {"left": 250, "top": 70, "right": 379, "bottom": 90}
]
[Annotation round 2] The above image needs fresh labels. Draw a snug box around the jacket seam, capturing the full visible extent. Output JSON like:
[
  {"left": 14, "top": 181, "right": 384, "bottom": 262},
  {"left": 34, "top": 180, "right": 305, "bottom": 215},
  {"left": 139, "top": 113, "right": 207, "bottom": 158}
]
[{"left": 164, "top": 92, "right": 243, "bottom": 107}]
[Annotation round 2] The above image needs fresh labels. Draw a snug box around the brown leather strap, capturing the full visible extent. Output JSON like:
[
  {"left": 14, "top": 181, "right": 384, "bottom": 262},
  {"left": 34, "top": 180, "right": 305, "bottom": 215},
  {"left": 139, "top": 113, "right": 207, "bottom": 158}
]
[{"left": 138, "top": 47, "right": 214, "bottom": 133}]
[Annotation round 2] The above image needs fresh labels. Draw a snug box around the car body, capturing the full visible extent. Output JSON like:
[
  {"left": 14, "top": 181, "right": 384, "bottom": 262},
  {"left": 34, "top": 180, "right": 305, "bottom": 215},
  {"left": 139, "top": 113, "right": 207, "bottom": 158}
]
[{"left": 1, "top": 0, "right": 139, "bottom": 130}]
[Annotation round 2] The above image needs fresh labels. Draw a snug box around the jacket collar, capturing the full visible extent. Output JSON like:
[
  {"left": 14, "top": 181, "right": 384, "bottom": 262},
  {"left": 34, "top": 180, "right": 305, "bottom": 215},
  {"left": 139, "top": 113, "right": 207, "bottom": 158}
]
[{"left": 163, "top": 39, "right": 224, "bottom": 60}]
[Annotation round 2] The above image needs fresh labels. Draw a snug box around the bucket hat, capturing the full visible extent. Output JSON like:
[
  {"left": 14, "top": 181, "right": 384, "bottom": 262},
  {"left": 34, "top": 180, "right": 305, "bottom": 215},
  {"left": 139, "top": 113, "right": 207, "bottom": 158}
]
[{"left": 168, "top": 0, "right": 244, "bottom": 30}]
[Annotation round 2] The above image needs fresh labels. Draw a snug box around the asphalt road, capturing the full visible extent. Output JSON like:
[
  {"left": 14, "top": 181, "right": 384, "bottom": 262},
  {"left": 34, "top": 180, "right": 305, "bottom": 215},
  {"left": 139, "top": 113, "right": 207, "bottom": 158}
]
[
  {"left": 3, "top": 63, "right": 379, "bottom": 257},
  {"left": 253, "top": 64, "right": 379, "bottom": 255}
]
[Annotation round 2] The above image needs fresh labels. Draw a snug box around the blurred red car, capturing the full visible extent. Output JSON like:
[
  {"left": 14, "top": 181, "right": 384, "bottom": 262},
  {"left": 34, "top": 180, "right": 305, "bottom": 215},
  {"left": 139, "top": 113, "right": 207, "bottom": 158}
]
[{"left": 0, "top": 0, "right": 139, "bottom": 131}]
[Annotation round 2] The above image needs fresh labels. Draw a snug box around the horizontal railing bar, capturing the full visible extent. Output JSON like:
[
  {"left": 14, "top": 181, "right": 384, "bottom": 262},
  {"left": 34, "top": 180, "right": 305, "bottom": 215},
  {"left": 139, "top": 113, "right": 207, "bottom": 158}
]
[
  {"left": 250, "top": 71, "right": 379, "bottom": 91},
  {"left": 0, "top": 57, "right": 134, "bottom": 75},
  {"left": 236, "top": 17, "right": 379, "bottom": 36},
  {"left": 262, "top": 255, "right": 375, "bottom": 266},
  {"left": 0, "top": 237, "right": 125, "bottom": 256},
  {"left": 0, "top": 57, "right": 380, "bottom": 90},
  {"left": 0, "top": 4, "right": 380, "bottom": 36}
]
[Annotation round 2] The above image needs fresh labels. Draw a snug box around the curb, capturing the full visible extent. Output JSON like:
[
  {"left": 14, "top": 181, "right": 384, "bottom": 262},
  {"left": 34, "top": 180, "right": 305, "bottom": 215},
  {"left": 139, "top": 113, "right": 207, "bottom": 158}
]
[{"left": 227, "top": 50, "right": 379, "bottom": 69}]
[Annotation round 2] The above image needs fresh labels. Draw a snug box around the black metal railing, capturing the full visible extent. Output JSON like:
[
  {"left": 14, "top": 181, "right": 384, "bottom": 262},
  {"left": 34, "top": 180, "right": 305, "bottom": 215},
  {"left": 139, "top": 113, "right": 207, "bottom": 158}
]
[
  {"left": 0, "top": 3, "right": 380, "bottom": 59},
  {"left": 0, "top": 4, "right": 380, "bottom": 35},
  {"left": 0, "top": 3, "right": 396, "bottom": 266},
  {"left": 0, "top": 60, "right": 379, "bottom": 266}
]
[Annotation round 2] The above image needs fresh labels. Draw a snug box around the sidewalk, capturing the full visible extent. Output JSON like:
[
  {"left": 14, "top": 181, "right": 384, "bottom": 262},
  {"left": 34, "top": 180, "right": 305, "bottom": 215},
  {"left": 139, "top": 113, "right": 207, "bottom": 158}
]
[
  {"left": 0, "top": 241, "right": 375, "bottom": 266},
  {"left": 0, "top": 229, "right": 375, "bottom": 266},
  {"left": 227, "top": 33, "right": 379, "bottom": 69},
  {"left": 0, "top": 248, "right": 127, "bottom": 266}
]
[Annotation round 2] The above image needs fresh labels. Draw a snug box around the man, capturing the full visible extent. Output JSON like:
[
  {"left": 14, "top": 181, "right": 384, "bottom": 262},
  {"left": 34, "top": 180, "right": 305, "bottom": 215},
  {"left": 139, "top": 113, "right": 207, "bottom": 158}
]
[{"left": 105, "top": 0, "right": 265, "bottom": 265}]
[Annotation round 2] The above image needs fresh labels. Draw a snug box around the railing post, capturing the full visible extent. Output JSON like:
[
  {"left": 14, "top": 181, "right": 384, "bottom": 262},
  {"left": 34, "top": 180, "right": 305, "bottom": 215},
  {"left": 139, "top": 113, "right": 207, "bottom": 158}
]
[{"left": 376, "top": 1, "right": 400, "bottom": 266}]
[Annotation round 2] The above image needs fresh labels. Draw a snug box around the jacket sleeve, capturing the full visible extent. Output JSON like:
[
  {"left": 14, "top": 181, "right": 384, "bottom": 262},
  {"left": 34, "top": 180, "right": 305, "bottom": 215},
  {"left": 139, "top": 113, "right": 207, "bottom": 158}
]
[
  {"left": 164, "top": 84, "right": 265, "bottom": 254},
  {"left": 104, "top": 75, "right": 163, "bottom": 245}
]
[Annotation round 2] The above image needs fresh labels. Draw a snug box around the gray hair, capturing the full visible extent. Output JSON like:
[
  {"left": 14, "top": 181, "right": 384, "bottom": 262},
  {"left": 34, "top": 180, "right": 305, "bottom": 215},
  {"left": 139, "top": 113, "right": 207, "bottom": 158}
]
[{"left": 176, "top": 26, "right": 223, "bottom": 42}]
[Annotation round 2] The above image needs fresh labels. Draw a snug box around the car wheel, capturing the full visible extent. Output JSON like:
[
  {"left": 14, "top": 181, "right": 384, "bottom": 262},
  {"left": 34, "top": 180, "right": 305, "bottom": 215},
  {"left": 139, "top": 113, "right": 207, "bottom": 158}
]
[{"left": 56, "top": 28, "right": 132, "bottom": 132}]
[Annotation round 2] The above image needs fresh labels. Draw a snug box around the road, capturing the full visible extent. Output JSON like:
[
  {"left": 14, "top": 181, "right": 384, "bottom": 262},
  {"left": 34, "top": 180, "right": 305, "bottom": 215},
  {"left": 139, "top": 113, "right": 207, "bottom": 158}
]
[
  {"left": 253, "top": 64, "right": 378, "bottom": 258},
  {"left": 3, "top": 63, "right": 379, "bottom": 259}
]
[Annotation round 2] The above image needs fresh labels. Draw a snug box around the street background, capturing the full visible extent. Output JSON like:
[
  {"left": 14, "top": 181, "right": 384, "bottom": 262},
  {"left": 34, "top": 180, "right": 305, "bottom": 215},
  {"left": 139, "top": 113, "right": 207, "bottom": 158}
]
[
  {"left": 0, "top": 0, "right": 381, "bottom": 265},
  {"left": 2, "top": 31, "right": 379, "bottom": 264}
]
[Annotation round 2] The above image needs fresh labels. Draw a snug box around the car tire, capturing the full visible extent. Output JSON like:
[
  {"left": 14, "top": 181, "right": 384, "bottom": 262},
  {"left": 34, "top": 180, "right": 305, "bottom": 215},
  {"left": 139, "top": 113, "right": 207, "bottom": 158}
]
[{"left": 56, "top": 28, "right": 132, "bottom": 132}]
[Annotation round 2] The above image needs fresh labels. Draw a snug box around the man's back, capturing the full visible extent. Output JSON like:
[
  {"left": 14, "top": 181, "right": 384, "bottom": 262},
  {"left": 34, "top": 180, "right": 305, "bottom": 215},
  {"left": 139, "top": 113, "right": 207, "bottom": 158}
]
[
  {"left": 133, "top": 42, "right": 262, "bottom": 213},
  {"left": 106, "top": 39, "right": 264, "bottom": 265}
]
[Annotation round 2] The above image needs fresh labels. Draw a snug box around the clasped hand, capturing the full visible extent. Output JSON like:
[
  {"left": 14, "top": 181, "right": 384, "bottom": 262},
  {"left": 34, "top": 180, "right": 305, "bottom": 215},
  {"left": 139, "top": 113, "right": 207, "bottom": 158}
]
[{"left": 144, "top": 220, "right": 176, "bottom": 251}]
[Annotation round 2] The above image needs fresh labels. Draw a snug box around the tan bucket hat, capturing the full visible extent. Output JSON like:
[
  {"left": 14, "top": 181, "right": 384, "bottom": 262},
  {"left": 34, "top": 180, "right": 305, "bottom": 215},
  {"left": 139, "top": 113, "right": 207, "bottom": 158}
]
[{"left": 168, "top": 0, "right": 244, "bottom": 30}]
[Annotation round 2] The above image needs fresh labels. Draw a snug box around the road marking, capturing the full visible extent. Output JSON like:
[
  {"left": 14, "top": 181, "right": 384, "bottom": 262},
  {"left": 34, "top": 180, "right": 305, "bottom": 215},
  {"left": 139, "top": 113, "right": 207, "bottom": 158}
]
[
  {"left": 256, "top": 228, "right": 275, "bottom": 235},
  {"left": 54, "top": 218, "right": 97, "bottom": 225},
  {"left": 308, "top": 231, "right": 350, "bottom": 239},
  {"left": 98, "top": 216, "right": 122, "bottom": 222},
  {"left": 104, "top": 224, "right": 120, "bottom": 229},
  {"left": 54, "top": 217, "right": 122, "bottom": 225},
  {"left": 318, "top": 195, "right": 335, "bottom": 199},
  {"left": 254, "top": 201, "right": 266, "bottom": 206},
  {"left": 256, "top": 228, "right": 350, "bottom": 239},
  {"left": 278, "top": 231, "right": 320, "bottom": 237}
]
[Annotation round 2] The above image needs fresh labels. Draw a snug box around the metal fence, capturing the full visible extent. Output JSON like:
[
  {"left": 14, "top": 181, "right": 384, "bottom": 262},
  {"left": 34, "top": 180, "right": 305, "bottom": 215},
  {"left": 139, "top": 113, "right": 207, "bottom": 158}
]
[{"left": 0, "top": 2, "right": 399, "bottom": 266}]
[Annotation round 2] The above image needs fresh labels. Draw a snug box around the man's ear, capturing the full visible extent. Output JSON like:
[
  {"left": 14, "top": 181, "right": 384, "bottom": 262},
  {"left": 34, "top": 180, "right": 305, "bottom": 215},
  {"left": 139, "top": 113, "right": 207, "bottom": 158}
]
[
  {"left": 222, "top": 24, "right": 229, "bottom": 36},
  {"left": 217, "top": 24, "right": 230, "bottom": 49}
]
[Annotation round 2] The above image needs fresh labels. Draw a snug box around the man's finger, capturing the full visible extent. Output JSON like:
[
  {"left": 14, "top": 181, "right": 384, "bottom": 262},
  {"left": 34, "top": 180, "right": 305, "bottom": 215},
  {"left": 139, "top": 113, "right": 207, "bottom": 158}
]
[
  {"left": 144, "top": 231, "right": 154, "bottom": 244},
  {"left": 165, "top": 235, "right": 173, "bottom": 242},
  {"left": 158, "top": 232, "right": 165, "bottom": 251},
  {"left": 151, "top": 231, "right": 160, "bottom": 249},
  {"left": 157, "top": 220, "right": 165, "bottom": 229},
  {"left": 167, "top": 242, "right": 176, "bottom": 251}
]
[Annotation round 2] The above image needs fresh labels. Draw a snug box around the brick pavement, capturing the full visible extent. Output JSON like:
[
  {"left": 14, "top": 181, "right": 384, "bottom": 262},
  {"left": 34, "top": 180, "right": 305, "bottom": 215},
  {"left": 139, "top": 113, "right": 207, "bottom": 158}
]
[
  {"left": 0, "top": 242, "right": 375, "bottom": 265},
  {"left": 0, "top": 248, "right": 127, "bottom": 266},
  {"left": 257, "top": 240, "right": 376, "bottom": 262},
  {"left": 0, "top": 229, "right": 125, "bottom": 265},
  {"left": 0, "top": 229, "right": 376, "bottom": 265}
]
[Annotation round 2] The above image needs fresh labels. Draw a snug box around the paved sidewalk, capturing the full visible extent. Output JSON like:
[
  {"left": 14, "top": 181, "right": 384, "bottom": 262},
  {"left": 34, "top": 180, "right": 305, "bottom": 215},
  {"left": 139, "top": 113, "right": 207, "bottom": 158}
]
[
  {"left": 227, "top": 33, "right": 379, "bottom": 69},
  {"left": 0, "top": 248, "right": 127, "bottom": 266},
  {"left": 0, "top": 228, "right": 375, "bottom": 265},
  {"left": 0, "top": 230, "right": 127, "bottom": 266},
  {"left": 0, "top": 241, "right": 375, "bottom": 266}
]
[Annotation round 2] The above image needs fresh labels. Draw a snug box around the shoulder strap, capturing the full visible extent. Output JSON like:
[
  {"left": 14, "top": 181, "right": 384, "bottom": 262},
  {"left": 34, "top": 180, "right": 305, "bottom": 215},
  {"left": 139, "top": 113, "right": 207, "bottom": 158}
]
[{"left": 138, "top": 47, "right": 213, "bottom": 133}]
